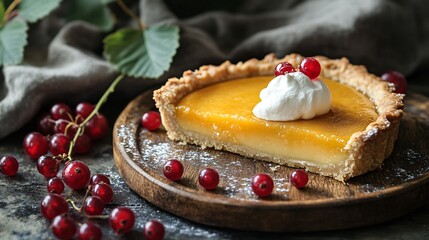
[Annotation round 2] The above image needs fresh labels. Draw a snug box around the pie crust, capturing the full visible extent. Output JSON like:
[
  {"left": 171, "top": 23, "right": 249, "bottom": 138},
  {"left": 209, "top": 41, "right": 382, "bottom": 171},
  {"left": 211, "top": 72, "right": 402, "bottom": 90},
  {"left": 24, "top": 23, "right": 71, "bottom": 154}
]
[{"left": 153, "top": 54, "right": 404, "bottom": 181}]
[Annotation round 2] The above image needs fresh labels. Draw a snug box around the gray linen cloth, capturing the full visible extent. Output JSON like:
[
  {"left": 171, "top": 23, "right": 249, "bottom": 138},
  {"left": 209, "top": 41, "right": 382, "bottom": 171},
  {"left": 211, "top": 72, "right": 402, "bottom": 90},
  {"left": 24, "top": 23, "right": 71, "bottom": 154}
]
[{"left": 0, "top": 0, "right": 428, "bottom": 139}]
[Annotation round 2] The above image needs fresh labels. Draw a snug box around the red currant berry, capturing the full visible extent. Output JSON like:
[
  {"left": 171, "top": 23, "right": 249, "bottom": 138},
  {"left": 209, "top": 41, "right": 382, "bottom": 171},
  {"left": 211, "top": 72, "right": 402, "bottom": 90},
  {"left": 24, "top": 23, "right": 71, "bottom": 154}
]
[
  {"left": 62, "top": 160, "right": 91, "bottom": 190},
  {"left": 37, "top": 156, "right": 60, "bottom": 179},
  {"left": 49, "top": 133, "right": 70, "bottom": 156},
  {"left": 290, "top": 170, "right": 309, "bottom": 189},
  {"left": 144, "top": 220, "right": 165, "bottom": 240},
  {"left": 109, "top": 207, "right": 135, "bottom": 235},
  {"left": 37, "top": 113, "right": 54, "bottom": 135},
  {"left": 141, "top": 111, "right": 161, "bottom": 131},
  {"left": 274, "top": 62, "right": 296, "bottom": 76},
  {"left": 50, "top": 215, "right": 77, "bottom": 240},
  {"left": 0, "top": 155, "right": 19, "bottom": 176},
  {"left": 50, "top": 103, "right": 72, "bottom": 121},
  {"left": 74, "top": 134, "right": 92, "bottom": 155},
  {"left": 163, "top": 159, "right": 184, "bottom": 181},
  {"left": 299, "top": 57, "right": 321, "bottom": 80},
  {"left": 40, "top": 194, "right": 68, "bottom": 221},
  {"left": 75, "top": 102, "right": 95, "bottom": 120},
  {"left": 78, "top": 222, "right": 102, "bottom": 240},
  {"left": 90, "top": 174, "right": 111, "bottom": 186},
  {"left": 54, "top": 119, "right": 68, "bottom": 134},
  {"left": 198, "top": 168, "right": 219, "bottom": 190},
  {"left": 251, "top": 173, "right": 274, "bottom": 197},
  {"left": 23, "top": 132, "right": 49, "bottom": 159},
  {"left": 47, "top": 177, "right": 65, "bottom": 194},
  {"left": 381, "top": 71, "right": 408, "bottom": 94},
  {"left": 91, "top": 183, "right": 113, "bottom": 204},
  {"left": 83, "top": 196, "right": 105, "bottom": 216},
  {"left": 85, "top": 114, "right": 109, "bottom": 141}
]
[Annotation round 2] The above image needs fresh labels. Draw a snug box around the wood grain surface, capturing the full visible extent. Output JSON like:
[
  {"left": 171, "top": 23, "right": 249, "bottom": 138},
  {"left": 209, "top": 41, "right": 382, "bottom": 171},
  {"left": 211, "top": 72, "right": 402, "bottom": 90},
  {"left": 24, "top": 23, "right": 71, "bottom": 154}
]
[{"left": 113, "top": 90, "right": 429, "bottom": 232}]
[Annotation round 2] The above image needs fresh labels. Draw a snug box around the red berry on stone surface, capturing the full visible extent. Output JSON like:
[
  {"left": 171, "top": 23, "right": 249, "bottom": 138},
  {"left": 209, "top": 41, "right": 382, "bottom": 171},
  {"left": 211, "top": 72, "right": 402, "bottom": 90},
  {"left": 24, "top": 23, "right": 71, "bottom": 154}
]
[
  {"left": 381, "top": 71, "right": 408, "bottom": 94},
  {"left": 141, "top": 111, "right": 161, "bottom": 131},
  {"left": 23, "top": 132, "right": 49, "bottom": 159},
  {"left": 49, "top": 133, "right": 70, "bottom": 156},
  {"left": 163, "top": 159, "right": 184, "bottom": 181},
  {"left": 37, "top": 113, "right": 54, "bottom": 135},
  {"left": 91, "top": 183, "right": 113, "bottom": 204},
  {"left": 50, "top": 215, "right": 77, "bottom": 240},
  {"left": 85, "top": 114, "right": 109, "bottom": 141},
  {"left": 90, "top": 174, "right": 111, "bottom": 186},
  {"left": 109, "top": 207, "right": 135, "bottom": 235},
  {"left": 78, "top": 222, "right": 102, "bottom": 240},
  {"left": 50, "top": 103, "right": 72, "bottom": 121},
  {"left": 0, "top": 155, "right": 19, "bottom": 176},
  {"left": 75, "top": 102, "right": 95, "bottom": 120},
  {"left": 37, "top": 156, "right": 60, "bottom": 179},
  {"left": 40, "top": 194, "right": 68, "bottom": 221},
  {"left": 299, "top": 57, "right": 321, "bottom": 80},
  {"left": 74, "top": 134, "right": 92, "bottom": 155},
  {"left": 62, "top": 161, "right": 91, "bottom": 190},
  {"left": 251, "top": 173, "right": 274, "bottom": 197},
  {"left": 274, "top": 62, "right": 296, "bottom": 76},
  {"left": 198, "top": 168, "right": 219, "bottom": 190},
  {"left": 47, "top": 177, "right": 65, "bottom": 194},
  {"left": 290, "top": 170, "right": 309, "bottom": 189},
  {"left": 83, "top": 196, "right": 105, "bottom": 216},
  {"left": 144, "top": 220, "right": 165, "bottom": 240}
]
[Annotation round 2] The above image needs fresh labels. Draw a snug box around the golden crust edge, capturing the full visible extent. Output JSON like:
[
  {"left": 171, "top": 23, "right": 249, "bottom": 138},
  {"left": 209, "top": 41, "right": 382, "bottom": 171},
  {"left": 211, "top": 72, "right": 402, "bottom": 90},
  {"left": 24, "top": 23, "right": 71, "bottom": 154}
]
[{"left": 153, "top": 53, "right": 404, "bottom": 181}]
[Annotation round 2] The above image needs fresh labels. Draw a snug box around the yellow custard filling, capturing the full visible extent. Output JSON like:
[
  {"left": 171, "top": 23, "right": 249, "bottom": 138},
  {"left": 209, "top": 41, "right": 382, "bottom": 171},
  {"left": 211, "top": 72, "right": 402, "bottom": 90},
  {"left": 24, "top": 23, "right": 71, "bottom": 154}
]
[{"left": 175, "top": 76, "right": 378, "bottom": 165}]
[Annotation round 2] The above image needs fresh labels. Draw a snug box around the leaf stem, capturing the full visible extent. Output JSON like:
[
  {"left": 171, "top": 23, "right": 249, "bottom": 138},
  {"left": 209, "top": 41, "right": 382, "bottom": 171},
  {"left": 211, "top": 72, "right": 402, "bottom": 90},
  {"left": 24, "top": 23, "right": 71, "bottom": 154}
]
[
  {"left": 67, "top": 74, "right": 125, "bottom": 159},
  {"left": 1, "top": 0, "right": 21, "bottom": 27},
  {"left": 116, "top": 0, "right": 145, "bottom": 30}
]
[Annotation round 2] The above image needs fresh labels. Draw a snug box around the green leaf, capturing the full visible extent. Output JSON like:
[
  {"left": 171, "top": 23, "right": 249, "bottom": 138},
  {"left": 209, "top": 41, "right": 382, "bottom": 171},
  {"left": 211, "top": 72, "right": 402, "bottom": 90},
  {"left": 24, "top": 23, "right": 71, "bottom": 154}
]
[
  {"left": 67, "top": 0, "right": 114, "bottom": 31},
  {"left": 0, "top": 18, "right": 28, "bottom": 65},
  {"left": 19, "top": 0, "right": 61, "bottom": 23},
  {"left": 103, "top": 24, "right": 180, "bottom": 78}
]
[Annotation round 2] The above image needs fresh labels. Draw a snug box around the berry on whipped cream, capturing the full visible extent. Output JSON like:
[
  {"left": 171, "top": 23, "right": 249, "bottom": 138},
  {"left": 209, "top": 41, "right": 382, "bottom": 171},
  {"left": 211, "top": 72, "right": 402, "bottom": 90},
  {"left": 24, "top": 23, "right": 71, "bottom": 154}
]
[{"left": 252, "top": 71, "right": 332, "bottom": 121}]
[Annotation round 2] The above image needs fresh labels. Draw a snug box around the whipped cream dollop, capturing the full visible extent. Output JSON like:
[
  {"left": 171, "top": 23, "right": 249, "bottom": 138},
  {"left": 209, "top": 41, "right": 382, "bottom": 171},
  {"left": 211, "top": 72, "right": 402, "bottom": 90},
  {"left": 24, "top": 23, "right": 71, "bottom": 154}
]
[{"left": 253, "top": 72, "right": 332, "bottom": 121}]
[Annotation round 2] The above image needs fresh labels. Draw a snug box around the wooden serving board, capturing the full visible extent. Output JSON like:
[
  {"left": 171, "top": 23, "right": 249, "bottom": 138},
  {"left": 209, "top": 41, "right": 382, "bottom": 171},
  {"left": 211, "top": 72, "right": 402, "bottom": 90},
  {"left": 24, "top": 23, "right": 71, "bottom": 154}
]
[{"left": 113, "top": 90, "right": 429, "bottom": 232}]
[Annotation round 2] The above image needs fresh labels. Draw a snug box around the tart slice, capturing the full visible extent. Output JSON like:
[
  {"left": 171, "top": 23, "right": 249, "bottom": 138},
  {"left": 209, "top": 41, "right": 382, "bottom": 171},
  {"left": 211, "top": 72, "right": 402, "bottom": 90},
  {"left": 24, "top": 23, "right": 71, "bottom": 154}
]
[{"left": 153, "top": 54, "right": 403, "bottom": 181}]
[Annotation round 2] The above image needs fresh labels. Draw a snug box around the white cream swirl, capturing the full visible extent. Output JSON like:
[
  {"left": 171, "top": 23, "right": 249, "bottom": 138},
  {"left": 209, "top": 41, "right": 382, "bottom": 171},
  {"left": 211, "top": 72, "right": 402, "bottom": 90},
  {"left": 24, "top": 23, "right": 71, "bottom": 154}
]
[{"left": 252, "top": 72, "right": 332, "bottom": 121}]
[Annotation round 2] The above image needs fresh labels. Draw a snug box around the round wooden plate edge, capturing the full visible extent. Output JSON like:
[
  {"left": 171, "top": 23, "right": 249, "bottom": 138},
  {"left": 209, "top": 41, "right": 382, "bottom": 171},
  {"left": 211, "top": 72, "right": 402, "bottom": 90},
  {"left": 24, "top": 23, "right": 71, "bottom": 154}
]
[{"left": 112, "top": 90, "right": 429, "bottom": 232}]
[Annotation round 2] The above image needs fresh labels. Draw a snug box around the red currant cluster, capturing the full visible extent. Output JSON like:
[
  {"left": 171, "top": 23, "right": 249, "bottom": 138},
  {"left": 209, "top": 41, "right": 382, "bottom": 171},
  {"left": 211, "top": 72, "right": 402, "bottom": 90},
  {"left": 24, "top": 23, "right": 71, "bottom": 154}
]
[
  {"left": 16, "top": 103, "right": 164, "bottom": 239},
  {"left": 23, "top": 102, "right": 109, "bottom": 160},
  {"left": 40, "top": 169, "right": 164, "bottom": 239},
  {"left": 275, "top": 57, "right": 321, "bottom": 80}
]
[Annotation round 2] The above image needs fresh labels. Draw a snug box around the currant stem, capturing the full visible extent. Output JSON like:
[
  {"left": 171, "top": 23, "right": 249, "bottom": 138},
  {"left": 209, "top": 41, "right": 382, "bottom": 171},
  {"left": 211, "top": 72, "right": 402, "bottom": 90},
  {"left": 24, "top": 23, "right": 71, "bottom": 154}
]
[
  {"left": 79, "top": 187, "right": 92, "bottom": 213},
  {"left": 86, "top": 214, "right": 109, "bottom": 219},
  {"left": 67, "top": 199, "right": 81, "bottom": 212},
  {"left": 116, "top": 0, "right": 145, "bottom": 30},
  {"left": 1, "top": 0, "right": 21, "bottom": 27},
  {"left": 66, "top": 74, "right": 125, "bottom": 160}
]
